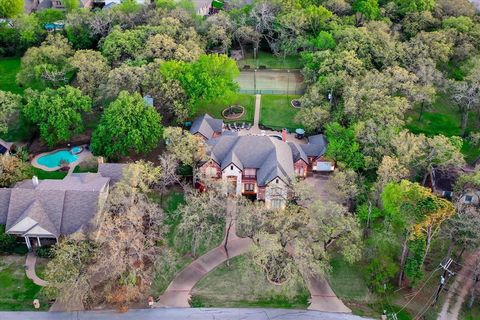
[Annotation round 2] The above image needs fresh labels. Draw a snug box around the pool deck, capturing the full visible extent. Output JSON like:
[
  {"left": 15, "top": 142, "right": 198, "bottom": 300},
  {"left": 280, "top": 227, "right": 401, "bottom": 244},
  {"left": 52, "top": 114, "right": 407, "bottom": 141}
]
[{"left": 31, "top": 146, "right": 93, "bottom": 173}]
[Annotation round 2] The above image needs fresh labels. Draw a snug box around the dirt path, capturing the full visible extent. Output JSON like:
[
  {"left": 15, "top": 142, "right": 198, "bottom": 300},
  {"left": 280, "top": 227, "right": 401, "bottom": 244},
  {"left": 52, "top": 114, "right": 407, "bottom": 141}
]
[
  {"left": 438, "top": 252, "right": 480, "bottom": 320},
  {"left": 156, "top": 200, "right": 252, "bottom": 307}
]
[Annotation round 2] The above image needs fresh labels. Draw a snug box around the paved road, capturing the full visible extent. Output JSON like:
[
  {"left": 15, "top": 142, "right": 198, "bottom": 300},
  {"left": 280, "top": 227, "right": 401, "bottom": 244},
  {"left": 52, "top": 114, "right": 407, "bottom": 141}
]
[{"left": 0, "top": 308, "right": 374, "bottom": 320}]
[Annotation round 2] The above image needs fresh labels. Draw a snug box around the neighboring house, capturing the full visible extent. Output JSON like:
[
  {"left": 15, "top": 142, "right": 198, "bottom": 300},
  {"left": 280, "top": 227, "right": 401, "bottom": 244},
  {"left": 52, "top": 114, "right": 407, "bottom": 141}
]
[
  {"left": 192, "top": 115, "right": 331, "bottom": 209},
  {"left": 426, "top": 167, "right": 480, "bottom": 205},
  {"left": 0, "top": 139, "right": 13, "bottom": 155},
  {"left": 190, "top": 114, "right": 224, "bottom": 140},
  {"left": 0, "top": 165, "right": 125, "bottom": 250}
]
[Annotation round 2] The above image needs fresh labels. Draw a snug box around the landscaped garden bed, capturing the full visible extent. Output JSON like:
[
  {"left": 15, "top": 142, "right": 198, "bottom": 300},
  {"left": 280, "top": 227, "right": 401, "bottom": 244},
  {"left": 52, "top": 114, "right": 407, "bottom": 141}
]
[
  {"left": 222, "top": 105, "right": 245, "bottom": 120},
  {"left": 195, "top": 94, "right": 255, "bottom": 123}
]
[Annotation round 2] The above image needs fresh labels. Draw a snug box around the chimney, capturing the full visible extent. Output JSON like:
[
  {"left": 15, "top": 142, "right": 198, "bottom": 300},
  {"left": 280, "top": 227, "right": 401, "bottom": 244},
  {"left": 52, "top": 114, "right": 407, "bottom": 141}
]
[
  {"left": 282, "top": 129, "right": 287, "bottom": 142},
  {"left": 32, "top": 176, "right": 39, "bottom": 188}
]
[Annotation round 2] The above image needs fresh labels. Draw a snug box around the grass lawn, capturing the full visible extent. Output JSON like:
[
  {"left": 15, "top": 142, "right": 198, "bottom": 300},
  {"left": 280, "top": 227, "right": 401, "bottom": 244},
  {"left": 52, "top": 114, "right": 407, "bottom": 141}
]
[
  {"left": 196, "top": 94, "right": 255, "bottom": 123},
  {"left": 33, "top": 168, "right": 68, "bottom": 180},
  {"left": 406, "top": 93, "right": 479, "bottom": 163},
  {"left": 260, "top": 94, "right": 302, "bottom": 131},
  {"left": 191, "top": 255, "right": 309, "bottom": 308},
  {"left": 0, "top": 57, "right": 23, "bottom": 95},
  {"left": 0, "top": 255, "right": 49, "bottom": 311},
  {"left": 328, "top": 256, "right": 372, "bottom": 302},
  {"left": 237, "top": 50, "right": 303, "bottom": 70}
]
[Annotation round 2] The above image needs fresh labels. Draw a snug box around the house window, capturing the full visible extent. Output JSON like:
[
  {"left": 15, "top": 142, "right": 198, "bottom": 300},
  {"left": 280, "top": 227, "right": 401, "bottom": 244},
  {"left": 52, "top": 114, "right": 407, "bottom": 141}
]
[
  {"left": 443, "top": 191, "right": 453, "bottom": 198},
  {"left": 276, "top": 179, "right": 279, "bottom": 184},
  {"left": 465, "top": 195, "right": 473, "bottom": 203},
  {"left": 230, "top": 165, "right": 234, "bottom": 171},
  {"left": 243, "top": 168, "right": 256, "bottom": 178},
  {"left": 271, "top": 199, "right": 283, "bottom": 209},
  {"left": 244, "top": 183, "right": 255, "bottom": 192}
]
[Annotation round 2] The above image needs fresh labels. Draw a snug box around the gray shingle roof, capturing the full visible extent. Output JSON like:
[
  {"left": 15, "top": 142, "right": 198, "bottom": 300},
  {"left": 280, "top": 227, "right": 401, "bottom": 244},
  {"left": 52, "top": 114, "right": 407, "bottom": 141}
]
[
  {"left": 206, "top": 135, "right": 294, "bottom": 186},
  {"left": 288, "top": 142, "right": 308, "bottom": 163},
  {"left": 4, "top": 173, "right": 110, "bottom": 237},
  {"left": 190, "top": 114, "right": 223, "bottom": 139},
  {"left": 300, "top": 134, "right": 327, "bottom": 158},
  {"left": 0, "top": 188, "right": 11, "bottom": 225},
  {"left": 98, "top": 163, "right": 127, "bottom": 184}
]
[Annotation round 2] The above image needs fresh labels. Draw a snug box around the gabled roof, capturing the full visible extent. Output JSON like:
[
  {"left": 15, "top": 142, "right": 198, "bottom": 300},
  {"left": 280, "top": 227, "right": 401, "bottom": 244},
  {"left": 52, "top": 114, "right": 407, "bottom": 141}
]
[
  {"left": 288, "top": 142, "right": 308, "bottom": 164},
  {"left": 190, "top": 114, "right": 223, "bottom": 140},
  {"left": 300, "top": 134, "right": 327, "bottom": 158},
  {"left": 4, "top": 173, "right": 110, "bottom": 237},
  {"left": 206, "top": 135, "right": 294, "bottom": 186}
]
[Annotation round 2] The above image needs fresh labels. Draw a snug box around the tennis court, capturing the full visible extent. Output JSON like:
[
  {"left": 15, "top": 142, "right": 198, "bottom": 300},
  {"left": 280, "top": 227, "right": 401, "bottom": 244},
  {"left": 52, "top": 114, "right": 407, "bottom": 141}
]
[{"left": 236, "top": 70, "right": 306, "bottom": 95}]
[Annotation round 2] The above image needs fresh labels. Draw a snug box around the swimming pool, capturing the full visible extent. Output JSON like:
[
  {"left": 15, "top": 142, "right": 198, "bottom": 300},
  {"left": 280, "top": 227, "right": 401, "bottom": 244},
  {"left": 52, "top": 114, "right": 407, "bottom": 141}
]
[{"left": 37, "top": 150, "right": 79, "bottom": 168}]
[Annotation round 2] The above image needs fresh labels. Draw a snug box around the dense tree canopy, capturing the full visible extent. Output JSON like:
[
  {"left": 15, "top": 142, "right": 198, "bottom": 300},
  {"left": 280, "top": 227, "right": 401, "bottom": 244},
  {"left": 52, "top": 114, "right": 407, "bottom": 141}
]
[
  {"left": 23, "top": 86, "right": 92, "bottom": 147},
  {"left": 91, "top": 91, "right": 163, "bottom": 160}
]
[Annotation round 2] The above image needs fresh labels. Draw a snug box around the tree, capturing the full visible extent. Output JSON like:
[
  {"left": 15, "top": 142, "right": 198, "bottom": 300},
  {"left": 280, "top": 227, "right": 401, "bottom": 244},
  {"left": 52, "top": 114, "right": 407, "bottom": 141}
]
[
  {"left": 451, "top": 79, "right": 480, "bottom": 136},
  {"left": 70, "top": 50, "right": 110, "bottom": 98},
  {"left": 163, "top": 127, "right": 206, "bottom": 167},
  {"left": 0, "top": 224, "right": 17, "bottom": 253},
  {"left": 0, "top": 91, "right": 21, "bottom": 135},
  {"left": 90, "top": 173, "right": 166, "bottom": 308},
  {"left": 308, "top": 31, "right": 336, "bottom": 51},
  {"left": 160, "top": 54, "right": 239, "bottom": 114},
  {"left": 17, "top": 34, "right": 73, "bottom": 88},
  {"left": 99, "top": 64, "right": 146, "bottom": 102},
  {"left": 0, "top": 154, "right": 33, "bottom": 188},
  {"left": 352, "top": 0, "right": 380, "bottom": 25},
  {"left": 91, "top": 91, "right": 163, "bottom": 160},
  {"left": 43, "top": 237, "right": 96, "bottom": 311},
  {"left": 239, "top": 201, "right": 361, "bottom": 282},
  {"left": 382, "top": 180, "right": 455, "bottom": 286},
  {"left": 395, "top": 0, "right": 436, "bottom": 15},
  {"left": 23, "top": 86, "right": 92, "bottom": 147},
  {"left": 100, "top": 26, "right": 145, "bottom": 64},
  {"left": 324, "top": 122, "right": 365, "bottom": 170},
  {"left": 203, "top": 12, "right": 232, "bottom": 54},
  {"left": 62, "top": 0, "right": 79, "bottom": 13},
  {"left": 175, "top": 188, "right": 227, "bottom": 256},
  {"left": 0, "top": 0, "right": 23, "bottom": 18},
  {"left": 434, "top": 0, "right": 476, "bottom": 18},
  {"left": 324, "top": 169, "right": 360, "bottom": 209},
  {"left": 294, "top": 106, "right": 330, "bottom": 133}
]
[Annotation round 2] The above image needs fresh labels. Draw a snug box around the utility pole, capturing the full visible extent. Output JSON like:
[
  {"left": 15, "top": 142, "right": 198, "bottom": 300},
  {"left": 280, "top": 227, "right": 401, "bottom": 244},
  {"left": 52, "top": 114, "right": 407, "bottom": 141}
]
[
  {"left": 254, "top": 69, "right": 257, "bottom": 94},
  {"left": 432, "top": 258, "right": 455, "bottom": 305}
]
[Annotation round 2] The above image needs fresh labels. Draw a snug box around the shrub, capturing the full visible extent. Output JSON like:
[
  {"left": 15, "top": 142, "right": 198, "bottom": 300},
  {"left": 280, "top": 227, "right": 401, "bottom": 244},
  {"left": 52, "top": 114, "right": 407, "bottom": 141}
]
[
  {"left": 36, "top": 245, "right": 55, "bottom": 258},
  {"left": 0, "top": 224, "right": 17, "bottom": 253}
]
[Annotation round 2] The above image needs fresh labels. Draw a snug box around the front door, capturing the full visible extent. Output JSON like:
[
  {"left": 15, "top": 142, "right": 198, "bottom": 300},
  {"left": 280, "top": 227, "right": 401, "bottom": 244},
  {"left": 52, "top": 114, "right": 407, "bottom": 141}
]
[{"left": 227, "top": 176, "right": 237, "bottom": 195}]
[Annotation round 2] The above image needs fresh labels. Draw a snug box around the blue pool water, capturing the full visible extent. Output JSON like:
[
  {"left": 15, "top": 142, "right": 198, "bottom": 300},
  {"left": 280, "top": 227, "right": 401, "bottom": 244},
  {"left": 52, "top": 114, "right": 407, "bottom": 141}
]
[
  {"left": 37, "top": 150, "right": 79, "bottom": 168},
  {"left": 71, "top": 146, "right": 83, "bottom": 154}
]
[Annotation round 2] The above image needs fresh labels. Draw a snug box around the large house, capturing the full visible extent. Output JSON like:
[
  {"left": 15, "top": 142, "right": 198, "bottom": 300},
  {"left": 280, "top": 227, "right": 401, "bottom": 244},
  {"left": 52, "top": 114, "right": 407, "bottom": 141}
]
[
  {"left": 0, "top": 163, "right": 125, "bottom": 250},
  {"left": 191, "top": 114, "right": 333, "bottom": 209}
]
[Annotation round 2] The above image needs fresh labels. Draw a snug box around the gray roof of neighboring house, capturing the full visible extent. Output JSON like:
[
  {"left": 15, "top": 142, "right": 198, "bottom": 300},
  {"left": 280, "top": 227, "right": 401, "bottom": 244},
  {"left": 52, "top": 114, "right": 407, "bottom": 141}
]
[
  {"left": 4, "top": 173, "right": 110, "bottom": 237},
  {"left": 205, "top": 135, "right": 294, "bottom": 186},
  {"left": 0, "top": 139, "right": 12, "bottom": 154},
  {"left": 37, "top": 0, "right": 52, "bottom": 9},
  {"left": 0, "top": 188, "right": 11, "bottom": 225},
  {"left": 98, "top": 163, "right": 127, "bottom": 184},
  {"left": 300, "top": 134, "right": 327, "bottom": 158},
  {"left": 190, "top": 114, "right": 223, "bottom": 139}
]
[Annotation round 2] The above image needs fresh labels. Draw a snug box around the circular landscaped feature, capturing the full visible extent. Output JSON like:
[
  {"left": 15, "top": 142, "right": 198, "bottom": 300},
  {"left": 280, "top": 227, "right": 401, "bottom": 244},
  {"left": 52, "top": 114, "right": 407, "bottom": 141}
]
[
  {"left": 222, "top": 105, "right": 245, "bottom": 120},
  {"left": 291, "top": 99, "right": 301, "bottom": 108}
]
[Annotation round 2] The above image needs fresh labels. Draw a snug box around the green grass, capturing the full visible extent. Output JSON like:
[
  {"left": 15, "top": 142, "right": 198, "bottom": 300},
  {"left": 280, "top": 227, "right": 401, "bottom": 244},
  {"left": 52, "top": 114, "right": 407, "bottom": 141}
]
[
  {"left": 0, "top": 57, "right": 23, "bottom": 95},
  {"left": 33, "top": 168, "right": 68, "bottom": 180},
  {"left": 191, "top": 255, "right": 309, "bottom": 308},
  {"left": 260, "top": 94, "right": 302, "bottom": 130},
  {"left": 237, "top": 50, "right": 303, "bottom": 70},
  {"left": 196, "top": 94, "right": 255, "bottom": 123},
  {"left": 328, "top": 256, "right": 372, "bottom": 302},
  {"left": 406, "top": 93, "right": 480, "bottom": 163},
  {"left": 162, "top": 191, "right": 185, "bottom": 248},
  {"left": 0, "top": 255, "right": 49, "bottom": 311}
]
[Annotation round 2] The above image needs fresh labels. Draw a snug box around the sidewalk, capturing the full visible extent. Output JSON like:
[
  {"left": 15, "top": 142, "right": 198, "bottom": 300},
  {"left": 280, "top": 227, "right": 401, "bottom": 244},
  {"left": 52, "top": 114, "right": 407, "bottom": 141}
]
[{"left": 25, "top": 252, "right": 48, "bottom": 287}]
